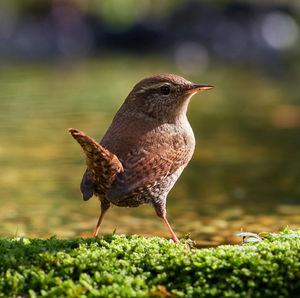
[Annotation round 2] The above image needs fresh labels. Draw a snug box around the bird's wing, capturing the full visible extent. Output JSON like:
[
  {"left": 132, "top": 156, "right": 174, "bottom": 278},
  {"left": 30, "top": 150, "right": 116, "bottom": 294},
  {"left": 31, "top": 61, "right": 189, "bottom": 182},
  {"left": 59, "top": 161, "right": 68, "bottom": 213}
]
[
  {"left": 69, "top": 128, "right": 124, "bottom": 200},
  {"left": 107, "top": 137, "right": 191, "bottom": 202},
  {"left": 80, "top": 169, "right": 95, "bottom": 201}
]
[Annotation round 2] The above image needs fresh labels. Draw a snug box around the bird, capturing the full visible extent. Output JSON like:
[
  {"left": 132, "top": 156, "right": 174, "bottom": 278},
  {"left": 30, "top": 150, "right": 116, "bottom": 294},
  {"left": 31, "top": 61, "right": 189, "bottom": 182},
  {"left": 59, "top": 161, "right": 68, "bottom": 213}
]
[{"left": 69, "top": 74, "right": 214, "bottom": 243}]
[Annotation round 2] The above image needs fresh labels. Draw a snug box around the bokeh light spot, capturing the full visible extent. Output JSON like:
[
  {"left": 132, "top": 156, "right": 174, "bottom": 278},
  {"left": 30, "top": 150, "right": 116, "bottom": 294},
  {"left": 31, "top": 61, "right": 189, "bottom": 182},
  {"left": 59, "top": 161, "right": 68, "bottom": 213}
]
[{"left": 261, "top": 12, "right": 299, "bottom": 50}]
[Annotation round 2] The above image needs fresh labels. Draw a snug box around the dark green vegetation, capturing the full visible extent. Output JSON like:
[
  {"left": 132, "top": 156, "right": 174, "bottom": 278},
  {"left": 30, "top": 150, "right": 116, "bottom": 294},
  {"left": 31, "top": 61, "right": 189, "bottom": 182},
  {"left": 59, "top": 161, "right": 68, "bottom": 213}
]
[{"left": 0, "top": 229, "right": 299, "bottom": 297}]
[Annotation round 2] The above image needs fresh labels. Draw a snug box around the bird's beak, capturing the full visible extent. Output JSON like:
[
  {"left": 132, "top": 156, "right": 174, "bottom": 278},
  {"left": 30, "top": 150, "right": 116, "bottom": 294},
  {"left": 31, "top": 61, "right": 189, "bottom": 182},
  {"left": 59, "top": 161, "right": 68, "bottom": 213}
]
[{"left": 185, "top": 84, "right": 215, "bottom": 94}]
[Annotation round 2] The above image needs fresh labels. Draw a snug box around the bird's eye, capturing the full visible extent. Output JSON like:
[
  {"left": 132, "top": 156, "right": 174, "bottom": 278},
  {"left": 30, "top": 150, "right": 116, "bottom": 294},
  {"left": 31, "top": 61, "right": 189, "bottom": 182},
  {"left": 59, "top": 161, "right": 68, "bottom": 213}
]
[{"left": 160, "top": 86, "right": 170, "bottom": 95}]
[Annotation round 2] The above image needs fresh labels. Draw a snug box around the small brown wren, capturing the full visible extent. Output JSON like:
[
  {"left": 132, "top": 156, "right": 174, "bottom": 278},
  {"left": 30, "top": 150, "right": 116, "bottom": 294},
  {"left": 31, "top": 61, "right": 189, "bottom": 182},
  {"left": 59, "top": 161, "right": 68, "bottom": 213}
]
[{"left": 69, "top": 74, "right": 214, "bottom": 243}]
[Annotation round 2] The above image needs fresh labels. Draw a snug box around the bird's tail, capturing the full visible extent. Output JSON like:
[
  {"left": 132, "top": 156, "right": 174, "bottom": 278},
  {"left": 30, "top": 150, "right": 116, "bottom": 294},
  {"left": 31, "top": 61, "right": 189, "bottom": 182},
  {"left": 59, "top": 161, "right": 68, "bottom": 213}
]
[{"left": 68, "top": 128, "right": 123, "bottom": 193}]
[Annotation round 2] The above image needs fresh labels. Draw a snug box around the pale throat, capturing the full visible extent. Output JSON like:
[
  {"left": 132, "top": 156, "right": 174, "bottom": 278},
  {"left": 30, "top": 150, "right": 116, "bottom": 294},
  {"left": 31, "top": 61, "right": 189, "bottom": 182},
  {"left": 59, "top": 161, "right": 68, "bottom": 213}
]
[{"left": 175, "top": 94, "right": 193, "bottom": 123}]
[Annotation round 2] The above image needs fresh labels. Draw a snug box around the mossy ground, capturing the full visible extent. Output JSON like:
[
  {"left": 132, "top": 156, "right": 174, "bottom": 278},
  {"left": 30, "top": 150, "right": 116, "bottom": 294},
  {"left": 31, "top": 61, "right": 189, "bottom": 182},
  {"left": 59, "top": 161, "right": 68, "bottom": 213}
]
[{"left": 0, "top": 229, "right": 299, "bottom": 297}]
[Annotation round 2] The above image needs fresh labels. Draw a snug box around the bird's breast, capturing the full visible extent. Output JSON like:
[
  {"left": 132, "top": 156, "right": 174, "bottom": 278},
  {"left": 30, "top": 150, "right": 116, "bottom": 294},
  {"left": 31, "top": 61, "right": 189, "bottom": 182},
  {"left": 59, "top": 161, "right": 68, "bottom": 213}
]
[
  {"left": 102, "top": 117, "right": 196, "bottom": 207},
  {"left": 157, "top": 119, "right": 196, "bottom": 160},
  {"left": 101, "top": 113, "right": 195, "bottom": 165}
]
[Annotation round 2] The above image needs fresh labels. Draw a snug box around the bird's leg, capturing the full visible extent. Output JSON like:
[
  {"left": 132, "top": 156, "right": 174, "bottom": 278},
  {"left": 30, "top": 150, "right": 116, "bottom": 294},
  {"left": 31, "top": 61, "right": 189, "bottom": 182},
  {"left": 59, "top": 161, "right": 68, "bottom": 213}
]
[
  {"left": 93, "top": 200, "right": 110, "bottom": 237},
  {"left": 160, "top": 215, "right": 179, "bottom": 243},
  {"left": 153, "top": 202, "right": 179, "bottom": 243}
]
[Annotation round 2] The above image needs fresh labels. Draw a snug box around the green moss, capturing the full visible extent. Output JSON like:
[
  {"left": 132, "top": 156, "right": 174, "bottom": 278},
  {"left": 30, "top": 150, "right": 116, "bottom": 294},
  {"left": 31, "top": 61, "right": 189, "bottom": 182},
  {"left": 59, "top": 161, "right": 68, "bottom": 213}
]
[{"left": 0, "top": 229, "right": 299, "bottom": 297}]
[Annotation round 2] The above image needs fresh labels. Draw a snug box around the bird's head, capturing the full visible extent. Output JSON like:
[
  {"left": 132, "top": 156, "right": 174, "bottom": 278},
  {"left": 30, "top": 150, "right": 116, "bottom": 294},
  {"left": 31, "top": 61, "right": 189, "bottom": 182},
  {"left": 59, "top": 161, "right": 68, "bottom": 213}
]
[{"left": 123, "top": 74, "right": 214, "bottom": 122}]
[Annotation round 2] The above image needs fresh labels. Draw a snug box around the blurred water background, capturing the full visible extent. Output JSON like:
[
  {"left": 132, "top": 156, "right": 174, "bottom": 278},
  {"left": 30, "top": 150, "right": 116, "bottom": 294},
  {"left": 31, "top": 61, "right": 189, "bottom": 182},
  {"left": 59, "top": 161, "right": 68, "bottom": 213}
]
[{"left": 0, "top": 0, "right": 299, "bottom": 245}]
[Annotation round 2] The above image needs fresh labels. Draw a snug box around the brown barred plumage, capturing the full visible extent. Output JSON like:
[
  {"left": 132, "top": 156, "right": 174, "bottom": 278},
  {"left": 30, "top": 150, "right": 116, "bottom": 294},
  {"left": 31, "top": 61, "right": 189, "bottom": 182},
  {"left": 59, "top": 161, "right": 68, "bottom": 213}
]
[{"left": 69, "top": 74, "right": 214, "bottom": 242}]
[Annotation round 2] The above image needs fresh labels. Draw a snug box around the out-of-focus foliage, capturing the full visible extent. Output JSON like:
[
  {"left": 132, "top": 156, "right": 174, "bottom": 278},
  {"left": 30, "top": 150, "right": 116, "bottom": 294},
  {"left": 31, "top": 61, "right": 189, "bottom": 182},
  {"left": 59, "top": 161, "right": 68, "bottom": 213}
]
[{"left": 0, "top": 0, "right": 299, "bottom": 66}]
